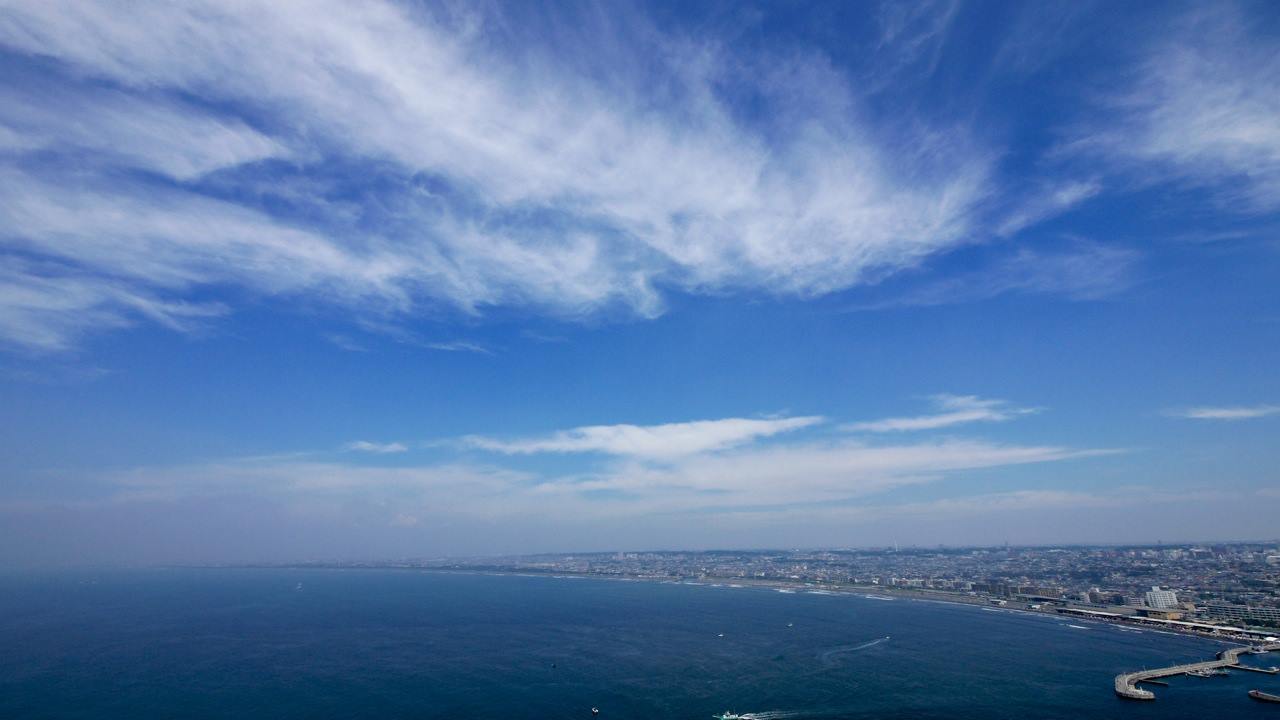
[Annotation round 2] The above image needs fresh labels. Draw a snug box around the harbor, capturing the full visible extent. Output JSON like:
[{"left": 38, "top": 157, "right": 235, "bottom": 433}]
[{"left": 1115, "top": 642, "right": 1280, "bottom": 700}]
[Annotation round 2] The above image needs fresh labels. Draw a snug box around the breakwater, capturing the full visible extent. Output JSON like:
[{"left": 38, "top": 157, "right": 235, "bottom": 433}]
[{"left": 1115, "top": 642, "right": 1280, "bottom": 700}]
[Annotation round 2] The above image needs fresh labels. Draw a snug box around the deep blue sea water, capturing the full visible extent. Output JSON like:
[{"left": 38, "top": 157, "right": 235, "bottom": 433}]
[{"left": 2, "top": 569, "right": 1278, "bottom": 719}]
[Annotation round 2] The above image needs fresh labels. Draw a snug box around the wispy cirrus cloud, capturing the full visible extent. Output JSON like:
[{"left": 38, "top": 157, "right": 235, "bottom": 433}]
[
  {"left": 0, "top": 258, "right": 227, "bottom": 353},
  {"left": 1072, "top": 7, "right": 1280, "bottom": 211},
  {"left": 0, "top": 0, "right": 994, "bottom": 352},
  {"left": 852, "top": 241, "right": 1138, "bottom": 311},
  {"left": 0, "top": 76, "right": 286, "bottom": 181},
  {"left": 1170, "top": 405, "right": 1280, "bottom": 421},
  {"left": 708, "top": 486, "right": 1230, "bottom": 527},
  {"left": 423, "top": 341, "right": 492, "bottom": 355},
  {"left": 343, "top": 440, "right": 408, "bottom": 454},
  {"left": 843, "top": 394, "right": 1038, "bottom": 433},
  {"left": 995, "top": 180, "right": 1102, "bottom": 238},
  {"left": 463, "top": 416, "right": 824, "bottom": 461}
]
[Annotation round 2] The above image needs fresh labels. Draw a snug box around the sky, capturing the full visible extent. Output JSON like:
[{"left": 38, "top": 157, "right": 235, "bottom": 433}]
[{"left": 0, "top": 0, "right": 1278, "bottom": 566}]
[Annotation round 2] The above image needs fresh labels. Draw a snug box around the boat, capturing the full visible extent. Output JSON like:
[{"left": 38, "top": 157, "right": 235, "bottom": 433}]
[
  {"left": 713, "top": 713, "right": 745, "bottom": 719},
  {"left": 1249, "top": 689, "right": 1280, "bottom": 703}
]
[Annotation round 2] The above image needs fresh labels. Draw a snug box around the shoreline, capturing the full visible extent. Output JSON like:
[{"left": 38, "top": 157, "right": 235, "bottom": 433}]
[{"left": 216, "top": 563, "right": 1274, "bottom": 645}]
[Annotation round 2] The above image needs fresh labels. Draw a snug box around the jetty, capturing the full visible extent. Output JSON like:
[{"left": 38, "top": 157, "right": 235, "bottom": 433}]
[
  {"left": 1115, "top": 642, "right": 1280, "bottom": 700},
  {"left": 1231, "top": 663, "right": 1279, "bottom": 674}
]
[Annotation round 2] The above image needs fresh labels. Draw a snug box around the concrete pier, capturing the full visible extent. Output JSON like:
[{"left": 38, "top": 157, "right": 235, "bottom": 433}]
[
  {"left": 1231, "top": 663, "right": 1279, "bottom": 674},
  {"left": 1115, "top": 642, "right": 1280, "bottom": 700}
]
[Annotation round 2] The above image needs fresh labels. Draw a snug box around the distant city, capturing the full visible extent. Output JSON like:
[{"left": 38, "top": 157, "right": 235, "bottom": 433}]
[{"left": 277, "top": 543, "right": 1280, "bottom": 637}]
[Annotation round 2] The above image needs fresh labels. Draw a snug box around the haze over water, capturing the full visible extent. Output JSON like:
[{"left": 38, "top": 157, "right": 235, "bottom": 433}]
[{"left": 3, "top": 570, "right": 1275, "bottom": 719}]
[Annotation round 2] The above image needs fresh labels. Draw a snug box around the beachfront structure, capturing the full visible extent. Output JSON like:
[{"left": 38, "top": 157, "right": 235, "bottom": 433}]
[{"left": 1202, "top": 602, "right": 1280, "bottom": 626}]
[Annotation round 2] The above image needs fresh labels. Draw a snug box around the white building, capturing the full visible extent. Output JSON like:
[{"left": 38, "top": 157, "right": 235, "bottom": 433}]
[{"left": 1144, "top": 586, "right": 1179, "bottom": 609}]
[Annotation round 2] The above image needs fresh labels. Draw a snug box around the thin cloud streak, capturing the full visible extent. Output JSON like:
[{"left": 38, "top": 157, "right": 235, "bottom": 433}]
[
  {"left": 0, "top": 259, "right": 228, "bottom": 353},
  {"left": 464, "top": 416, "right": 824, "bottom": 460},
  {"left": 995, "top": 180, "right": 1101, "bottom": 238},
  {"left": 843, "top": 395, "right": 1038, "bottom": 433},
  {"left": 344, "top": 441, "right": 409, "bottom": 454},
  {"left": 850, "top": 242, "right": 1138, "bottom": 311},
  {"left": 1171, "top": 405, "right": 1280, "bottom": 421},
  {"left": 424, "top": 341, "right": 492, "bottom": 355}
]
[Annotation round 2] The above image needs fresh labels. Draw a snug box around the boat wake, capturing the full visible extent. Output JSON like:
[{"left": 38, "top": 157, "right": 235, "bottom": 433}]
[
  {"left": 819, "top": 636, "right": 891, "bottom": 666},
  {"left": 738, "top": 709, "right": 851, "bottom": 720}
]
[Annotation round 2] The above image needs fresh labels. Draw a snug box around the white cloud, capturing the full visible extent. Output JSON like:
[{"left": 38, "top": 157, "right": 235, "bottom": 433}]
[
  {"left": 0, "top": 260, "right": 226, "bottom": 352},
  {"left": 104, "top": 459, "right": 535, "bottom": 521},
  {"left": 1075, "top": 8, "right": 1280, "bottom": 211},
  {"left": 843, "top": 394, "right": 1038, "bottom": 433},
  {"left": 464, "top": 416, "right": 823, "bottom": 460},
  {"left": 344, "top": 440, "right": 408, "bottom": 454},
  {"left": 423, "top": 341, "right": 492, "bottom": 355},
  {"left": 995, "top": 180, "right": 1101, "bottom": 237},
  {"left": 703, "top": 485, "right": 1231, "bottom": 528},
  {"left": 0, "top": 171, "right": 397, "bottom": 298},
  {"left": 540, "top": 439, "right": 1112, "bottom": 514},
  {"left": 1171, "top": 405, "right": 1280, "bottom": 421},
  {"left": 853, "top": 241, "right": 1138, "bottom": 310},
  {"left": 0, "top": 0, "right": 994, "bottom": 350},
  {"left": 0, "top": 80, "right": 284, "bottom": 180},
  {"left": 94, "top": 435, "right": 1112, "bottom": 523}
]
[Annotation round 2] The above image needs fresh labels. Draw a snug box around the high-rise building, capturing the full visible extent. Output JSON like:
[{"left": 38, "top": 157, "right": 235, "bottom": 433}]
[{"left": 1144, "top": 586, "right": 1179, "bottom": 609}]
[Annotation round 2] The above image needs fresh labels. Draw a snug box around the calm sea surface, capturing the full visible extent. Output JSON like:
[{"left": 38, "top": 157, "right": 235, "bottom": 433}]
[{"left": 1, "top": 569, "right": 1277, "bottom": 719}]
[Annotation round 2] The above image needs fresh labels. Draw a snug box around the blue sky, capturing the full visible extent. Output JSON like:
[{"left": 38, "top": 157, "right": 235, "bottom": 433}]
[{"left": 0, "top": 0, "right": 1278, "bottom": 565}]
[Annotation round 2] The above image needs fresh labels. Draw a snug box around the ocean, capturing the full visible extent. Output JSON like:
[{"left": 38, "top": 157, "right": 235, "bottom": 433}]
[{"left": 1, "top": 569, "right": 1276, "bottom": 719}]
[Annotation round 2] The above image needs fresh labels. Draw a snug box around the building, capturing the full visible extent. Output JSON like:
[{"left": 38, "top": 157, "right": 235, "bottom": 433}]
[
  {"left": 1201, "top": 602, "right": 1280, "bottom": 626},
  {"left": 1144, "top": 586, "right": 1179, "bottom": 609},
  {"left": 1139, "top": 608, "right": 1184, "bottom": 620}
]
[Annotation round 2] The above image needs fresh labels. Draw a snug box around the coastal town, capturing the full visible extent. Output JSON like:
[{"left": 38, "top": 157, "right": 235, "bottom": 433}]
[{"left": 316, "top": 543, "right": 1280, "bottom": 639}]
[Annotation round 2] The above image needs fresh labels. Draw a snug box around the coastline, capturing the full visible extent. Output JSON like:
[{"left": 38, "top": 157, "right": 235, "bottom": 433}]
[{"left": 226, "top": 563, "right": 1271, "bottom": 646}]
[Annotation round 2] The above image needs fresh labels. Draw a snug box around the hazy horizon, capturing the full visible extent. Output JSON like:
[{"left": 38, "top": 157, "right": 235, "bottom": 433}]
[{"left": 2, "top": 0, "right": 1279, "bottom": 567}]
